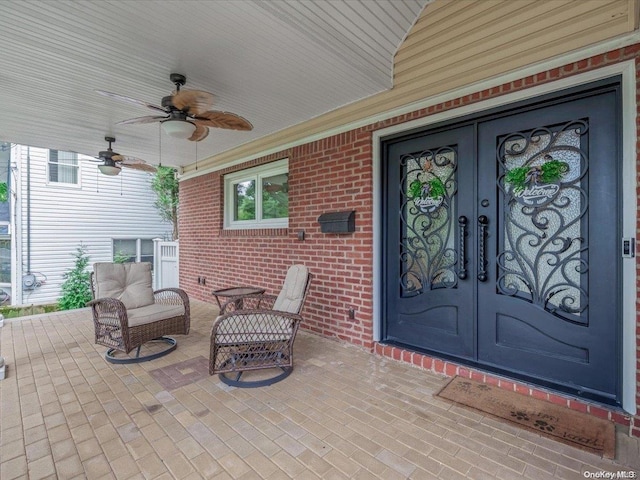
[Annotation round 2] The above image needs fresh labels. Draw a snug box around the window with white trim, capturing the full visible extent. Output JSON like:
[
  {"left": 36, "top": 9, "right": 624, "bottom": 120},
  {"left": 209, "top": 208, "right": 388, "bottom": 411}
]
[
  {"left": 224, "top": 159, "right": 289, "bottom": 229},
  {"left": 0, "top": 235, "right": 11, "bottom": 284},
  {"left": 113, "top": 239, "right": 154, "bottom": 267},
  {"left": 49, "top": 150, "right": 79, "bottom": 185}
]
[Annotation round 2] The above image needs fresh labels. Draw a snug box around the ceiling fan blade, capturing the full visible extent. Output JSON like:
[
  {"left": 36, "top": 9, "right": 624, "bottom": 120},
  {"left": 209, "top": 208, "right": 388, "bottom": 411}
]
[
  {"left": 188, "top": 123, "right": 209, "bottom": 142},
  {"left": 118, "top": 155, "right": 156, "bottom": 172},
  {"left": 172, "top": 90, "right": 215, "bottom": 115},
  {"left": 263, "top": 184, "right": 283, "bottom": 193},
  {"left": 95, "top": 90, "right": 167, "bottom": 113},
  {"left": 116, "top": 115, "right": 168, "bottom": 125},
  {"left": 193, "top": 110, "right": 253, "bottom": 131},
  {"left": 119, "top": 156, "right": 148, "bottom": 166},
  {"left": 122, "top": 163, "right": 157, "bottom": 173}
]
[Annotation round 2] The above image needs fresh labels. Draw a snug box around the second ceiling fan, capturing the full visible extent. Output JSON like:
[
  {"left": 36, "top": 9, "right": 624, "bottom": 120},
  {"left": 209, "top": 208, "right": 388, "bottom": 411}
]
[
  {"left": 92, "top": 136, "right": 156, "bottom": 176},
  {"left": 97, "top": 73, "right": 253, "bottom": 142}
]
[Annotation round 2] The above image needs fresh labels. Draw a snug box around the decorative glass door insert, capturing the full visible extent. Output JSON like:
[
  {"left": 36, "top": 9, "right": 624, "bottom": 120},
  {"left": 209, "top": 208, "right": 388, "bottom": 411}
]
[
  {"left": 498, "top": 121, "right": 588, "bottom": 324},
  {"left": 401, "top": 146, "right": 458, "bottom": 296}
]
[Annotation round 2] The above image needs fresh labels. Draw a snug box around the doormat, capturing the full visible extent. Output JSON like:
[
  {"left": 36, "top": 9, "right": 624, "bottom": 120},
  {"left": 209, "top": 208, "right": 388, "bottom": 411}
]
[{"left": 436, "top": 376, "right": 615, "bottom": 459}]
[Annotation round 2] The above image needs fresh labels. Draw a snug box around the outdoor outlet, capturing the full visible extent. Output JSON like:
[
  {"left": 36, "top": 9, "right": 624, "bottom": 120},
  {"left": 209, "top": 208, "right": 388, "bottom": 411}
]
[{"left": 348, "top": 308, "right": 356, "bottom": 320}]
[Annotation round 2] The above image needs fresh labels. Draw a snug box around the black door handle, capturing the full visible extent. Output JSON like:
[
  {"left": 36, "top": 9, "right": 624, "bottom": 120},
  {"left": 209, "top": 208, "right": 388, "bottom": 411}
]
[
  {"left": 458, "top": 216, "right": 468, "bottom": 279},
  {"left": 478, "top": 215, "right": 488, "bottom": 282}
]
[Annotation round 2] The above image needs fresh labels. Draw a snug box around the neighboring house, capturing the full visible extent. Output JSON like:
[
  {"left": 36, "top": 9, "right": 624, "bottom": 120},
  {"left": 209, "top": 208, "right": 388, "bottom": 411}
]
[
  {"left": 4, "top": 144, "right": 171, "bottom": 306},
  {"left": 178, "top": 2, "right": 640, "bottom": 436}
]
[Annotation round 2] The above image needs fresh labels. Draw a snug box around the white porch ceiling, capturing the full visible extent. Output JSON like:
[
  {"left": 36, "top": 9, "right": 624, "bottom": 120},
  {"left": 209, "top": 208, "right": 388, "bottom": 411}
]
[{"left": 0, "top": 0, "right": 429, "bottom": 169}]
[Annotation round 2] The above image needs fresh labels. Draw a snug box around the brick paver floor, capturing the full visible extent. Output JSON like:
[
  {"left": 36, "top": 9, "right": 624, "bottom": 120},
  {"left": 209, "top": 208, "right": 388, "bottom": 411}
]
[{"left": 1, "top": 300, "right": 638, "bottom": 479}]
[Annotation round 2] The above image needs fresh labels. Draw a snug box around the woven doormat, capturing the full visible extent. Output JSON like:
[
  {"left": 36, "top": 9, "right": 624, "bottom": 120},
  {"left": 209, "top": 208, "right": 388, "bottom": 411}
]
[{"left": 436, "top": 376, "right": 615, "bottom": 458}]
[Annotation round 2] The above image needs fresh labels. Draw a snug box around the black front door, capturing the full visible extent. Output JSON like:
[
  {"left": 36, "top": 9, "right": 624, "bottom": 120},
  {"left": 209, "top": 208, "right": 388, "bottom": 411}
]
[{"left": 382, "top": 80, "right": 621, "bottom": 405}]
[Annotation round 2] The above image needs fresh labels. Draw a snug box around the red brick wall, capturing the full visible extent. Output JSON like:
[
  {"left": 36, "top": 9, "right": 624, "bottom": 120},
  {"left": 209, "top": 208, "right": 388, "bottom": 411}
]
[
  {"left": 179, "top": 134, "right": 375, "bottom": 348},
  {"left": 180, "top": 44, "right": 640, "bottom": 435}
]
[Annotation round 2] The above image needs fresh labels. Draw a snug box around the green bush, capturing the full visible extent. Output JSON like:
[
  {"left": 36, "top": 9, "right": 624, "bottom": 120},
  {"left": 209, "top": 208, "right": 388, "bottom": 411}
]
[
  {"left": 58, "top": 246, "right": 92, "bottom": 310},
  {"left": 113, "top": 250, "right": 129, "bottom": 264},
  {"left": 0, "top": 182, "right": 8, "bottom": 203}
]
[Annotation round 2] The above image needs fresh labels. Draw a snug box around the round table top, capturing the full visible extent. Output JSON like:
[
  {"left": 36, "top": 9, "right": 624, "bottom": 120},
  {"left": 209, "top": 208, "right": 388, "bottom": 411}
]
[{"left": 211, "top": 286, "right": 265, "bottom": 297}]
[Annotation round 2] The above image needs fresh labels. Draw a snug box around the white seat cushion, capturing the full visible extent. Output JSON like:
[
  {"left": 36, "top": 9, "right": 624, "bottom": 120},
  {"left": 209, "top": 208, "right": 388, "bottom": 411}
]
[
  {"left": 128, "top": 304, "right": 185, "bottom": 327},
  {"left": 94, "top": 262, "right": 155, "bottom": 309},
  {"left": 273, "top": 265, "right": 309, "bottom": 314}
]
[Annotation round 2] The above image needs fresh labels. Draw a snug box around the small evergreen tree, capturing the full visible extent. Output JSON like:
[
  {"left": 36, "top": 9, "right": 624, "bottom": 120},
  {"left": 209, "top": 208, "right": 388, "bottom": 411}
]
[
  {"left": 58, "top": 245, "right": 92, "bottom": 310},
  {"left": 113, "top": 250, "right": 130, "bottom": 264},
  {"left": 0, "top": 183, "right": 8, "bottom": 203},
  {"left": 151, "top": 166, "right": 179, "bottom": 240}
]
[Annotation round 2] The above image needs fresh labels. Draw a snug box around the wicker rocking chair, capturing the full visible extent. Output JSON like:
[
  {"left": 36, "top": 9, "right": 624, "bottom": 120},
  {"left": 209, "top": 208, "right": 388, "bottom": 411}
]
[
  {"left": 88, "top": 262, "right": 190, "bottom": 363},
  {"left": 210, "top": 265, "right": 312, "bottom": 387}
]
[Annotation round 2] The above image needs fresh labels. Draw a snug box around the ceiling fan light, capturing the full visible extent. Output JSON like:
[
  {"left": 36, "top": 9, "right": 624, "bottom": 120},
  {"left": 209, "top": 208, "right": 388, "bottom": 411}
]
[
  {"left": 98, "top": 164, "right": 122, "bottom": 176},
  {"left": 162, "top": 119, "right": 196, "bottom": 139}
]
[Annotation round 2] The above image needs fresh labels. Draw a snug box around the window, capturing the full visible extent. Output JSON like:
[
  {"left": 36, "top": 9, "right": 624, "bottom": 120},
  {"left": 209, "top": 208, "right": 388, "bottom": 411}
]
[
  {"left": 224, "top": 159, "right": 289, "bottom": 229},
  {"left": 49, "top": 150, "right": 79, "bottom": 185},
  {"left": 113, "top": 239, "right": 154, "bottom": 267},
  {"left": 0, "top": 237, "right": 10, "bottom": 284}
]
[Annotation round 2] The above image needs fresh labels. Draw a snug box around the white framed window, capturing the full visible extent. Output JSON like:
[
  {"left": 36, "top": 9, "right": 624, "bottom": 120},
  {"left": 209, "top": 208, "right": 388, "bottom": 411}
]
[
  {"left": 48, "top": 150, "right": 79, "bottom": 185},
  {"left": 224, "top": 158, "right": 289, "bottom": 229},
  {"left": 0, "top": 235, "right": 11, "bottom": 285},
  {"left": 113, "top": 239, "right": 154, "bottom": 267}
]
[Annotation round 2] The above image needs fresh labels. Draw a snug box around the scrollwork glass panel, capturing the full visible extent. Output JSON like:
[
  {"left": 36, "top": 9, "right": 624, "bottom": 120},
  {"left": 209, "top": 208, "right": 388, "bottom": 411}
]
[
  {"left": 400, "top": 147, "right": 458, "bottom": 297},
  {"left": 497, "top": 120, "right": 588, "bottom": 323}
]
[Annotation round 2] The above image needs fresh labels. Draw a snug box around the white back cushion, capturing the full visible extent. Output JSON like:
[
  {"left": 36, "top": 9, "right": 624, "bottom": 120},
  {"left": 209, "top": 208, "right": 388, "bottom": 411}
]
[
  {"left": 273, "top": 265, "right": 309, "bottom": 314},
  {"left": 94, "top": 262, "right": 155, "bottom": 309}
]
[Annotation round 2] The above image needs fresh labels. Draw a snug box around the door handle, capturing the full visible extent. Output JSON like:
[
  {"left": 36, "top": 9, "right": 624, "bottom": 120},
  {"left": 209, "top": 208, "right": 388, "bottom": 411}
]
[
  {"left": 458, "top": 216, "right": 468, "bottom": 279},
  {"left": 478, "top": 215, "right": 488, "bottom": 282}
]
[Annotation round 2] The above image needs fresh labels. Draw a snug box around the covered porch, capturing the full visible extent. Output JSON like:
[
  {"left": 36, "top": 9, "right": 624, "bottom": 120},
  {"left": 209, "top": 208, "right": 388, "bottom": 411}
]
[{"left": 1, "top": 302, "right": 638, "bottom": 479}]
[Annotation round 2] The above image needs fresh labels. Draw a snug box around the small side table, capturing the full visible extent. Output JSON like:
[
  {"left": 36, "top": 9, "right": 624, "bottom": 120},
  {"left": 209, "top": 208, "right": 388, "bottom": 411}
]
[{"left": 212, "top": 286, "right": 266, "bottom": 309}]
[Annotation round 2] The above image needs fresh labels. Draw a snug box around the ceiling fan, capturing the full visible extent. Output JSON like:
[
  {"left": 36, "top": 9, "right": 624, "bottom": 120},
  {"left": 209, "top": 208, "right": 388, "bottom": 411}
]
[
  {"left": 92, "top": 136, "right": 156, "bottom": 176},
  {"left": 96, "top": 73, "right": 253, "bottom": 142}
]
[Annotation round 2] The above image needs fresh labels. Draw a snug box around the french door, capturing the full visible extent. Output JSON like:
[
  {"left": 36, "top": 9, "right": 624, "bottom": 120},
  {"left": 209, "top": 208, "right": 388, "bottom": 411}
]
[{"left": 382, "top": 80, "right": 621, "bottom": 404}]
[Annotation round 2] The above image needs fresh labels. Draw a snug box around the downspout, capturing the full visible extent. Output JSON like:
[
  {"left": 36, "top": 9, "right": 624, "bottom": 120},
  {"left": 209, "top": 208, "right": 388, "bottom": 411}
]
[
  {"left": 20, "top": 146, "right": 39, "bottom": 297},
  {"left": 26, "top": 146, "right": 30, "bottom": 275}
]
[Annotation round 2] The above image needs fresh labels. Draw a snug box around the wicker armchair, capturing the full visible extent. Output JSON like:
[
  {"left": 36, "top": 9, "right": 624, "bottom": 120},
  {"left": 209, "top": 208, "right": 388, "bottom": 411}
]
[
  {"left": 210, "top": 265, "right": 312, "bottom": 387},
  {"left": 88, "top": 262, "right": 190, "bottom": 363}
]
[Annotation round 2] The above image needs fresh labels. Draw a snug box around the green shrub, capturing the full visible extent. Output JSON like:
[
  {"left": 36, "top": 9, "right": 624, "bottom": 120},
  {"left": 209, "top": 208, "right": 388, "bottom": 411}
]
[
  {"left": 58, "top": 246, "right": 92, "bottom": 310},
  {"left": 0, "top": 182, "right": 8, "bottom": 203},
  {"left": 113, "top": 250, "right": 129, "bottom": 264}
]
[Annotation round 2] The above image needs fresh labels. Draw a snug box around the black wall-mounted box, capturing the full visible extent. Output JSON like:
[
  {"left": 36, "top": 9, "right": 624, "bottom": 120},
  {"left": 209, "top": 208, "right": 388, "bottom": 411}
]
[{"left": 318, "top": 210, "right": 355, "bottom": 233}]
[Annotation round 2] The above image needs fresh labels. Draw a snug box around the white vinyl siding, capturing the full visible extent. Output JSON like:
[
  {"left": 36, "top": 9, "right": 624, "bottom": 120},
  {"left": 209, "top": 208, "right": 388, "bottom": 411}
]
[{"left": 13, "top": 145, "right": 171, "bottom": 305}]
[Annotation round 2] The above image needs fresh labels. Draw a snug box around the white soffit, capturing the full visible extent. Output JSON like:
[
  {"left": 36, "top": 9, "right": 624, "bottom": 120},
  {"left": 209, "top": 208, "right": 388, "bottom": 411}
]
[{"left": 0, "top": 0, "right": 429, "bottom": 168}]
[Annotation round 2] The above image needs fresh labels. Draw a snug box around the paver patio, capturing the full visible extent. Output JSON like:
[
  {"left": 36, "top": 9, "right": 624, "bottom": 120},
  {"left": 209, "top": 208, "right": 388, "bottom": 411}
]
[{"left": 1, "top": 300, "right": 638, "bottom": 479}]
